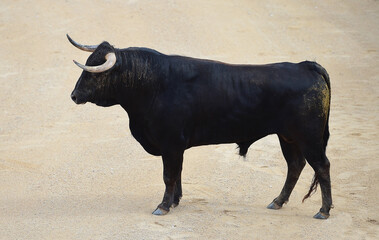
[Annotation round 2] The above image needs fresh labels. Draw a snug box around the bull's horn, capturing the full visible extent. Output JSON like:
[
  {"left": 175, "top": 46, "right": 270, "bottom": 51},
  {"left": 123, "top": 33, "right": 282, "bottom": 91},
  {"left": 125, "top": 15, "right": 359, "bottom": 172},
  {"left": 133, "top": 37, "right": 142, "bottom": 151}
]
[
  {"left": 67, "top": 34, "right": 98, "bottom": 52},
  {"left": 73, "top": 52, "right": 116, "bottom": 73}
]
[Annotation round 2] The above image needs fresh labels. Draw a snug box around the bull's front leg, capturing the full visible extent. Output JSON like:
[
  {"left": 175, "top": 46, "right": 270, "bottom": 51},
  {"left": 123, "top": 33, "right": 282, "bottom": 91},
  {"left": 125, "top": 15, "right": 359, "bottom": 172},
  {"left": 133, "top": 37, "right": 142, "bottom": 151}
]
[
  {"left": 153, "top": 151, "right": 183, "bottom": 215},
  {"left": 172, "top": 176, "right": 182, "bottom": 208}
]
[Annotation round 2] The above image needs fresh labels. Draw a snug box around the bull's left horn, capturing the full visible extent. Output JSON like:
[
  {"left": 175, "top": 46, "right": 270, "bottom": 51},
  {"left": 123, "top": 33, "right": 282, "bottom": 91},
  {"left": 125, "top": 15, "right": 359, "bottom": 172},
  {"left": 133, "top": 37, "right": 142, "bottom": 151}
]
[
  {"left": 73, "top": 52, "right": 116, "bottom": 73},
  {"left": 67, "top": 34, "right": 98, "bottom": 52}
]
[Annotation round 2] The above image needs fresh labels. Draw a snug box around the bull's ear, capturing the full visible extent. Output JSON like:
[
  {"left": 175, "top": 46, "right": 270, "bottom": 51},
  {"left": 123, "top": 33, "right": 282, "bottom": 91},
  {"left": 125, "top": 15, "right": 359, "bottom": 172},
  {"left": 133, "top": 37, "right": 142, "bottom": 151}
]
[
  {"left": 73, "top": 52, "right": 116, "bottom": 73},
  {"left": 67, "top": 34, "right": 98, "bottom": 52}
]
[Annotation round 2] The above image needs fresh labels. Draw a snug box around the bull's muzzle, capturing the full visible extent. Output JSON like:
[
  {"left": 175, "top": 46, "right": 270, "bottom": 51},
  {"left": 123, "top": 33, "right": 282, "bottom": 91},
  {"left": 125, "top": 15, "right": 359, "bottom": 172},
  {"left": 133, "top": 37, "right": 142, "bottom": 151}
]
[{"left": 71, "top": 90, "right": 87, "bottom": 104}]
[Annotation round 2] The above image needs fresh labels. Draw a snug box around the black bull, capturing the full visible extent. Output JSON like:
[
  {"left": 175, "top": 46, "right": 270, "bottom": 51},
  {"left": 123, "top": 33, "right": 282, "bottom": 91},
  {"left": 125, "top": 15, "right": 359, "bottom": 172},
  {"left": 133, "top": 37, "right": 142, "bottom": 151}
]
[{"left": 68, "top": 35, "right": 332, "bottom": 219}]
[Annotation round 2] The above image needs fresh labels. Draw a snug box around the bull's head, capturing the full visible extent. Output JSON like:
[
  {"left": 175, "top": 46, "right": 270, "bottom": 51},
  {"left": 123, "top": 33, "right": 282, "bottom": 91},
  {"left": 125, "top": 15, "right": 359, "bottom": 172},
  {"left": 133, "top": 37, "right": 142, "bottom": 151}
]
[{"left": 68, "top": 34, "right": 119, "bottom": 107}]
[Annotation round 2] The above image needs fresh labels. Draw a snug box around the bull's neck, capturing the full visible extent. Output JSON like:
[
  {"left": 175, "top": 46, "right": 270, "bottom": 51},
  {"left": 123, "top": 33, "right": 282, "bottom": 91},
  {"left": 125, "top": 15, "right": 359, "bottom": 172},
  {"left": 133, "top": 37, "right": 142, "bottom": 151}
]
[{"left": 116, "top": 49, "right": 164, "bottom": 117}]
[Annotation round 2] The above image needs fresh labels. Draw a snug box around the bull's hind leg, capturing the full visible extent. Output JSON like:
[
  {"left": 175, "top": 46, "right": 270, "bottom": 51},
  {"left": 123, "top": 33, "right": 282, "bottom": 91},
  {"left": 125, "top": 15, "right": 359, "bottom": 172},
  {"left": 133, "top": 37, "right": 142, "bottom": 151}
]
[
  {"left": 267, "top": 136, "right": 305, "bottom": 210},
  {"left": 301, "top": 144, "right": 332, "bottom": 219}
]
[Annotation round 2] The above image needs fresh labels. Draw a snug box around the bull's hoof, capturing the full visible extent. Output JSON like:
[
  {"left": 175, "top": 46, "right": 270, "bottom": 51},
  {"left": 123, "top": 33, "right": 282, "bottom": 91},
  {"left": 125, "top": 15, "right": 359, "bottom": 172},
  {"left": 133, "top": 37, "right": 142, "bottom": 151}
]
[
  {"left": 267, "top": 201, "right": 282, "bottom": 210},
  {"left": 313, "top": 211, "right": 329, "bottom": 219},
  {"left": 152, "top": 207, "right": 169, "bottom": 216}
]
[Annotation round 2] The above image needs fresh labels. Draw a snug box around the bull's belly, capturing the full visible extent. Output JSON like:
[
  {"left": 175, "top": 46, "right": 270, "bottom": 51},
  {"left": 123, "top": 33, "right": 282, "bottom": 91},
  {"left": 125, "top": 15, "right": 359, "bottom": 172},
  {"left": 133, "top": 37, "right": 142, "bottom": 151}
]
[{"left": 187, "top": 120, "right": 272, "bottom": 148}]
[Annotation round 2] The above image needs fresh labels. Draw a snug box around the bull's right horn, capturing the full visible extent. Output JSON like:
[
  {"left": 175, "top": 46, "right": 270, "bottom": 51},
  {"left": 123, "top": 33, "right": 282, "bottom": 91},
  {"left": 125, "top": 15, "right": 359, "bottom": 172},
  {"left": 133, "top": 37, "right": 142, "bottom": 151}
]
[{"left": 67, "top": 34, "right": 98, "bottom": 52}]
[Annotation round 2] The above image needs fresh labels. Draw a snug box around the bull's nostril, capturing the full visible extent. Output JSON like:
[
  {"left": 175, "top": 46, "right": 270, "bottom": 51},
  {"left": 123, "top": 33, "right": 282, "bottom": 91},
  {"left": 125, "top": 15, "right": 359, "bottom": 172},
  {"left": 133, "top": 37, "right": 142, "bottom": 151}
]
[{"left": 71, "top": 93, "right": 77, "bottom": 103}]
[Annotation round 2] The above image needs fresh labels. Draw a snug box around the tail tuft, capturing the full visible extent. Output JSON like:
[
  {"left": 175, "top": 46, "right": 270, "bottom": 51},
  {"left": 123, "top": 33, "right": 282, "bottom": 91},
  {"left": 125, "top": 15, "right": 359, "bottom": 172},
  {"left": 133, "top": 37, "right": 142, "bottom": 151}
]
[{"left": 302, "top": 174, "right": 319, "bottom": 203}]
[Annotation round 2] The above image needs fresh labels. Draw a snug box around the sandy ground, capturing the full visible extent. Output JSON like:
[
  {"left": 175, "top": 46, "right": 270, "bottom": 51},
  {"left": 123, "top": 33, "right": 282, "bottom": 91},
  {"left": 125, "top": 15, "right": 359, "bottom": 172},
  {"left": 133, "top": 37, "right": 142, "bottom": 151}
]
[{"left": 0, "top": 0, "right": 378, "bottom": 239}]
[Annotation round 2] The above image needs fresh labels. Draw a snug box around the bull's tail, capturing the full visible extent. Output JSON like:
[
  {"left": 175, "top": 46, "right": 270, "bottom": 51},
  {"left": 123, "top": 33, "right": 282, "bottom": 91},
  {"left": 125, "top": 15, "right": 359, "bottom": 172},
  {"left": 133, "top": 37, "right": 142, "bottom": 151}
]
[
  {"left": 316, "top": 63, "right": 331, "bottom": 152},
  {"left": 304, "top": 61, "right": 331, "bottom": 151},
  {"left": 302, "top": 61, "right": 331, "bottom": 202},
  {"left": 302, "top": 174, "right": 319, "bottom": 202}
]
